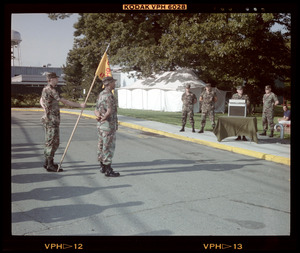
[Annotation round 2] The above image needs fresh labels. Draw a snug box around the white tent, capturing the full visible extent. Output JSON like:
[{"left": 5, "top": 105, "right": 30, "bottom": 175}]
[{"left": 117, "top": 69, "right": 227, "bottom": 113}]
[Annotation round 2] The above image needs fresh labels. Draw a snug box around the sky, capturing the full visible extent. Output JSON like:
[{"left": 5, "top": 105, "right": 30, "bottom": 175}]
[
  {"left": 12, "top": 13, "right": 79, "bottom": 67},
  {"left": 11, "top": 13, "right": 286, "bottom": 68}
]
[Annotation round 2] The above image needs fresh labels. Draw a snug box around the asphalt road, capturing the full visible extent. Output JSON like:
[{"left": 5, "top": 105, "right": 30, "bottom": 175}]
[{"left": 11, "top": 111, "right": 290, "bottom": 236}]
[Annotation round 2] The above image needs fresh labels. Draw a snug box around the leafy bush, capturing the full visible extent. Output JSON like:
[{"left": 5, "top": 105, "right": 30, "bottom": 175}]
[{"left": 11, "top": 94, "right": 40, "bottom": 107}]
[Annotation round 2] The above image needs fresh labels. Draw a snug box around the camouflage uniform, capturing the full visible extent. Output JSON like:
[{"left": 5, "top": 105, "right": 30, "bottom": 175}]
[
  {"left": 262, "top": 92, "right": 278, "bottom": 131},
  {"left": 41, "top": 84, "right": 61, "bottom": 160},
  {"left": 95, "top": 87, "right": 118, "bottom": 165},
  {"left": 200, "top": 89, "right": 217, "bottom": 129},
  {"left": 181, "top": 92, "right": 197, "bottom": 127},
  {"left": 232, "top": 93, "right": 250, "bottom": 116},
  {"left": 232, "top": 93, "right": 250, "bottom": 104}
]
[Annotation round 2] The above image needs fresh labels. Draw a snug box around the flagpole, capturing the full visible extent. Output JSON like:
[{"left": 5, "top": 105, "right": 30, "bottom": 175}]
[
  {"left": 104, "top": 43, "right": 110, "bottom": 54},
  {"left": 58, "top": 44, "right": 110, "bottom": 171}
]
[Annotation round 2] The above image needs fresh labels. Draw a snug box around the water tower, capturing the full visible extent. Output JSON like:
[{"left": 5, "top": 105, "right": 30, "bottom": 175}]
[{"left": 11, "top": 30, "right": 22, "bottom": 66}]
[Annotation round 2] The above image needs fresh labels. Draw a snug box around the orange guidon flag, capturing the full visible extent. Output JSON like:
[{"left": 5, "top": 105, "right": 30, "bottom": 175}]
[{"left": 95, "top": 52, "right": 112, "bottom": 80}]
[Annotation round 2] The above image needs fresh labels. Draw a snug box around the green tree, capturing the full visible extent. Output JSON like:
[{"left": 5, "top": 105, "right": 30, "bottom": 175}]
[
  {"left": 61, "top": 47, "right": 83, "bottom": 100},
  {"left": 49, "top": 13, "right": 290, "bottom": 102}
]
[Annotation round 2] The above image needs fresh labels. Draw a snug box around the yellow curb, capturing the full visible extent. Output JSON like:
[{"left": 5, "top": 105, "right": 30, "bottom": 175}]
[
  {"left": 12, "top": 108, "right": 290, "bottom": 166},
  {"left": 60, "top": 110, "right": 97, "bottom": 119},
  {"left": 118, "top": 121, "right": 290, "bottom": 166},
  {"left": 12, "top": 108, "right": 44, "bottom": 112}
]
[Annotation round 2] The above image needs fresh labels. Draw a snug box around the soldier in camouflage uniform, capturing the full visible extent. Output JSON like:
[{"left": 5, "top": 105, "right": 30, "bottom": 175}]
[
  {"left": 94, "top": 76, "right": 120, "bottom": 177},
  {"left": 180, "top": 84, "right": 197, "bottom": 132},
  {"left": 259, "top": 85, "right": 279, "bottom": 137},
  {"left": 232, "top": 86, "right": 250, "bottom": 141},
  {"left": 40, "top": 72, "right": 85, "bottom": 172},
  {"left": 198, "top": 83, "right": 217, "bottom": 133}
]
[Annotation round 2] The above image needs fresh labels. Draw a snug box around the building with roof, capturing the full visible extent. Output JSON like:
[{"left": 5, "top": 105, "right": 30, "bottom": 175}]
[
  {"left": 11, "top": 65, "right": 137, "bottom": 96},
  {"left": 11, "top": 66, "right": 65, "bottom": 95}
]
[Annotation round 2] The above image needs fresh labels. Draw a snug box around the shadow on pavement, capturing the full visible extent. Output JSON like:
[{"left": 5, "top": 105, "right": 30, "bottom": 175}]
[
  {"left": 12, "top": 185, "right": 132, "bottom": 202},
  {"left": 12, "top": 201, "right": 144, "bottom": 223},
  {"left": 11, "top": 172, "right": 96, "bottom": 184},
  {"left": 114, "top": 159, "right": 261, "bottom": 176}
]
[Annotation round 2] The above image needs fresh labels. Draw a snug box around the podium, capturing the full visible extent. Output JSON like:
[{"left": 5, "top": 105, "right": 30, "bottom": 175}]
[{"left": 228, "top": 99, "right": 247, "bottom": 117}]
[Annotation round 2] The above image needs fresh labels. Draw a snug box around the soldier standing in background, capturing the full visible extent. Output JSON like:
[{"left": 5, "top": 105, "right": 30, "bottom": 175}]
[
  {"left": 232, "top": 86, "right": 250, "bottom": 141},
  {"left": 259, "top": 85, "right": 279, "bottom": 137},
  {"left": 180, "top": 84, "right": 197, "bottom": 132},
  {"left": 94, "top": 76, "right": 120, "bottom": 177},
  {"left": 40, "top": 72, "right": 85, "bottom": 172},
  {"left": 198, "top": 83, "right": 217, "bottom": 133}
]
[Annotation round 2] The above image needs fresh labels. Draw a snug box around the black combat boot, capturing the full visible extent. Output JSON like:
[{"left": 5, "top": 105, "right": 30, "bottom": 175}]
[
  {"left": 242, "top": 136, "right": 248, "bottom": 141},
  {"left": 192, "top": 124, "right": 195, "bottom": 133},
  {"left": 269, "top": 130, "right": 274, "bottom": 137},
  {"left": 43, "top": 158, "right": 58, "bottom": 169},
  {"left": 179, "top": 125, "right": 185, "bottom": 132},
  {"left": 105, "top": 164, "right": 120, "bottom": 177},
  {"left": 198, "top": 127, "right": 204, "bottom": 133},
  {"left": 47, "top": 158, "right": 63, "bottom": 172},
  {"left": 43, "top": 158, "right": 48, "bottom": 169},
  {"left": 259, "top": 130, "right": 267, "bottom": 136},
  {"left": 100, "top": 162, "right": 106, "bottom": 173}
]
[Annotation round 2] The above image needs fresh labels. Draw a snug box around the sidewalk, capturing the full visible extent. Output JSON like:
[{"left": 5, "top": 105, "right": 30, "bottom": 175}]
[{"left": 12, "top": 108, "right": 291, "bottom": 166}]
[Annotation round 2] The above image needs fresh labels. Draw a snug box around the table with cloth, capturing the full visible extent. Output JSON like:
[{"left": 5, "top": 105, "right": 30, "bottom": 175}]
[{"left": 213, "top": 116, "right": 258, "bottom": 143}]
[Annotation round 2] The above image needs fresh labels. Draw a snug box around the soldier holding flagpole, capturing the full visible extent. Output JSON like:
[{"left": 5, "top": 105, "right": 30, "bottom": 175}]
[
  {"left": 57, "top": 44, "right": 113, "bottom": 172},
  {"left": 94, "top": 76, "right": 119, "bottom": 177},
  {"left": 93, "top": 45, "right": 120, "bottom": 176}
]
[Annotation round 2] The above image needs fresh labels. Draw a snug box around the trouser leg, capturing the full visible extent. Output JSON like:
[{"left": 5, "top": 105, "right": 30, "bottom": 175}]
[
  {"left": 267, "top": 112, "right": 275, "bottom": 137},
  {"left": 262, "top": 113, "right": 268, "bottom": 131},
  {"left": 267, "top": 114, "right": 275, "bottom": 130},
  {"left": 182, "top": 111, "right": 187, "bottom": 126},
  {"left": 180, "top": 111, "right": 187, "bottom": 131},
  {"left": 188, "top": 111, "right": 195, "bottom": 132},
  {"left": 97, "top": 125, "right": 103, "bottom": 163},
  {"left": 98, "top": 129, "right": 116, "bottom": 165},
  {"left": 201, "top": 112, "right": 207, "bottom": 128},
  {"left": 208, "top": 110, "right": 215, "bottom": 129},
  {"left": 44, "top": 124, "right": 60, "bottom": 159}
]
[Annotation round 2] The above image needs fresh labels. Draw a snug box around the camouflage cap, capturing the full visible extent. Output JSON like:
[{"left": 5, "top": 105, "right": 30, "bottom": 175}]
[
  {"left": 185, "top": 84, "right": 191, "bottom": 88},
  {"left": 205, "top": 83, "right": 211, "bottom": 87},
  {"left": 236, "top": 85, "right": 243, "bottom": 90},
  {"left": 46, "top": 72, "right": 59, "bottom": 80},
  {"left": 102, "top": 76, "right": 117, "bottom": 86}
]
